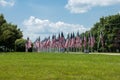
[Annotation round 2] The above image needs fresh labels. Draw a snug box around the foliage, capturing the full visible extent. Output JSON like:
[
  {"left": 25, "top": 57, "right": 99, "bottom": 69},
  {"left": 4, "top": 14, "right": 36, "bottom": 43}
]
[
  {"left": 15, "top": 39, "right": 26, "bottom": 52},
  {"left": 81, "top": 13, "right": 120, "bottom": 52},
  {"left": 0, "top": 14, "right": 23, "bottom": 51}
]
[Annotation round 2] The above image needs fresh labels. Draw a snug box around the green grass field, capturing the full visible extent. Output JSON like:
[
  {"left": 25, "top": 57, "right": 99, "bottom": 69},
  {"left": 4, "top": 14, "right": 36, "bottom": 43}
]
[{"left": 0, "top": 52, "right": 120, "bottom": 80}]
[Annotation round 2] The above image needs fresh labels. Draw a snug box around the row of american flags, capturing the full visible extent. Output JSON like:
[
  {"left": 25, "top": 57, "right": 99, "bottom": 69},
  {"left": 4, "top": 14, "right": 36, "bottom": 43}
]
[{"left": 25, "top": 32, "right": 104, "bottom": 52}]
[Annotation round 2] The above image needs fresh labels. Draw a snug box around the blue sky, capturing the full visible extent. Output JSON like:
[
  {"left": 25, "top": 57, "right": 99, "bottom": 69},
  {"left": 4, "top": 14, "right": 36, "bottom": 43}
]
[{"left": 0, "top": 0, "right": 120, "bottom": 41}]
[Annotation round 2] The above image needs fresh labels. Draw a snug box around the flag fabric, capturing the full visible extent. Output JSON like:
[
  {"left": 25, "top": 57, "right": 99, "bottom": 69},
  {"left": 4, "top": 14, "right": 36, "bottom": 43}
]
[
  {"left": 79, "top": 37, "right": 82, "bottom": 48},
  {"left": 25, "top": 37, "right": 32, "bottom": 52},
  {"left": 75, "top": 36, "right": 80, "bottom": 48},
  {"left": 65, "top": 38, "right": 69, "bottom": 48},
  {"left": 70, "top": 33, "right": 75, "bottom": 47},
  {"left": 25, "top": 40, "right": 32, "bottom": 49},
  {"left": 67, "top": 34, "right": 72, "bottom": 48},
  {"left": 46, "top": 36, "right": 51, "bottom": 48},
  {"left": 45, "top": 36, "right": 51, "bottom": 52},
  {"left": 31, "top": 32, "right": 96, "bottom": 52},
  {"left": 34, "top": 39, "right": 40, "bottom": 52},
  {"left": 65, "top": 34, "right": 70, "bottom": 48},
  {"left": 75, "top": 31, "right": 83, "bottom": 48},
  {"left": 40, "top": 41, "right": 44, "bottom": 51},
  {"left": 91, "top": 36, "right": 95, "bottom": 48},
  {"left": 40, "top": 38, "right": 48, "bottom": 52},
  {"left": 60, "top": 33, "right": 65, "bottom": 48},
  {"left": 87, "top": 33, "right": 95, "bottom": 48},
  {"left": 56, "top": 33, "right": 61, "bottom": 48},
  {"left": 35, "top": 40, "right": 40, "bottom": 48},
  {"left": 44, "top": 38, "right": 48, "bottom": 48},
  {"left": 70, "top": 37, "right": 74, "bottom": 47},
  {"left": 51, "top": 35, "right": 56, "bottom": 48}
]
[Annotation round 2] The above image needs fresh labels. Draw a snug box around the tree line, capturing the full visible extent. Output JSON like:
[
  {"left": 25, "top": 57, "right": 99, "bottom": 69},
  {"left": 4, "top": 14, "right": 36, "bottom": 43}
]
[
  {"left": 81, "top": 13, "right": 120, "bottom": 52},
  {"left": 0, "top": 13, "right": 120, "bottom": 52}
]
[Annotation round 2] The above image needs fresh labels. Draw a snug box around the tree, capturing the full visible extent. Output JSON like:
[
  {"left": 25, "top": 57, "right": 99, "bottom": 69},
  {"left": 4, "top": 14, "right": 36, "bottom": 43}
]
[
  {"left": 89, "top": 13, "right": 120, "bottom": 52},
  {"left": 0, "top": 14, "right": 6, "bottom": 44},
  {"left": 0, "top": 14, "right": 23, "bottom": 52},
  {"left": 79, "top": 14, "right": 120, "bottom": 52}
]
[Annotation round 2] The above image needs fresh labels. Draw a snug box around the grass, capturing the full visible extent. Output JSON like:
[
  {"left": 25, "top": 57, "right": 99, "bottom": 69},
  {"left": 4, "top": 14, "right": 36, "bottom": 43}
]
[{"left": 0, "top": 52, "right": 120, "bottom": 80}]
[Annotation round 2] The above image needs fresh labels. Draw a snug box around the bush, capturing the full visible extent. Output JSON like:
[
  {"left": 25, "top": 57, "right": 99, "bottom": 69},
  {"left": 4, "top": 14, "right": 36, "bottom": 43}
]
[{"left": 15, "top": 39, "right": 26, "bottom": 52}]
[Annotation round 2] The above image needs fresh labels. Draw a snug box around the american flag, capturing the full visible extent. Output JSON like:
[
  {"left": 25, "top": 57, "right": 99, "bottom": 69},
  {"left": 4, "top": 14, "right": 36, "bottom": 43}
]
[
  {"left": 79, "top": 37, "right": 82, "bottom": 48},
  {"left": 88, "top": 33, "right": 95, "bottom": 48},
  {"left": 55, "top": 39, "right": 60, "bottom": 48},
  {"left": 51, "top": 35, "right": 56, "bottom": 48},
  {"left": 44, "top": 38, "right": 48, "bottom": 48},
  {"left": 91, "top": 35, "right": 95, "bottom": 47},
  {"left": 56, "top": 33, "right": 61, "bottom": 48},
  {"left": 25, "top": 37, "right": 32, "bottom": 52},
  {"left": 33, "top": 37, "right": 41, "bottom": 52},
  {"left": 46, "top": 36, "right": 51, "bottom": 48},
  {"left": 75, "top": 32, "right": 80, "bottom": 48},
  {"left": 70, "top": 33, "right": 75, "bottom": 47},
  {"left": 34, "top": 37, "right": 40, "bottom": 48},
  {"left": 65, "top": 39, "right": 69, "bottom": 48},
  {"left": 40, "top": 41, "right": 43, "bottom": 50},
  {"left": 75, "top": 36, "right": 80, "bottom": 48},
  {"left": 65, "top": 34, "right": 70, "bottom": 48},
  {"left": 25, "top": 37, "right": 32, "bottom": 49},
  {"left": 34, "top": 40, "right": 40, "bottom": 48},
  {"left": 60, "top": 32, "right": 65, "bottom": 48}
]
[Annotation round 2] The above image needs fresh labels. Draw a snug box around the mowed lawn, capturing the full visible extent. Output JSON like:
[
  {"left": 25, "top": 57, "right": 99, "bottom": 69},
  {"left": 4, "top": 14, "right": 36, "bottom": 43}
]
[{"left": 0, "top": 52, "right": 120, "bottom": 80}]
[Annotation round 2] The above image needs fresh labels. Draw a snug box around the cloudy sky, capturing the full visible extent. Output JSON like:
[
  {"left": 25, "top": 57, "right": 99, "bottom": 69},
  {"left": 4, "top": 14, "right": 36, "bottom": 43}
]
[{"left": 0, "top": 0, "right": 120, "bottom": 41}]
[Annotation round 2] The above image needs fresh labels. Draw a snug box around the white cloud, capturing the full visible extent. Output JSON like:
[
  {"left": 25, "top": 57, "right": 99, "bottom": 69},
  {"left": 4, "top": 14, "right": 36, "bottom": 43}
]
[
  {"left": 65, "top": 0, "right": 120, "bottom": 13},
  {"left": 22, "top": 16, "right": 89, "bottom": 41},
  {"left": 0, "top": 0, "right": 14, "bottom": 7}
]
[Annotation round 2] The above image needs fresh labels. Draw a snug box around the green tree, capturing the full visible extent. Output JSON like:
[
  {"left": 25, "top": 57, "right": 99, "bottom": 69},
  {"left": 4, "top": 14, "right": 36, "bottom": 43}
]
[
  {"left": 0, "top": 14, "right": 23, "bottom": 51},
  {"left": 80, "top": 14, "right": 120, "bottom": 52},
  {"left": 90, "top": 13, "right": 120, "bottom": 52},
  {"left": 15, "top": 39, "right": 26, "bottom": 52}
]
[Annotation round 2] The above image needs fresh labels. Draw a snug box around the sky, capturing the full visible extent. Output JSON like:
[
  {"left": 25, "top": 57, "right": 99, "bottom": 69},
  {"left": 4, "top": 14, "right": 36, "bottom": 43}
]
[{"left": 0, "top": 0, "right": 120, "bottom": 41}]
